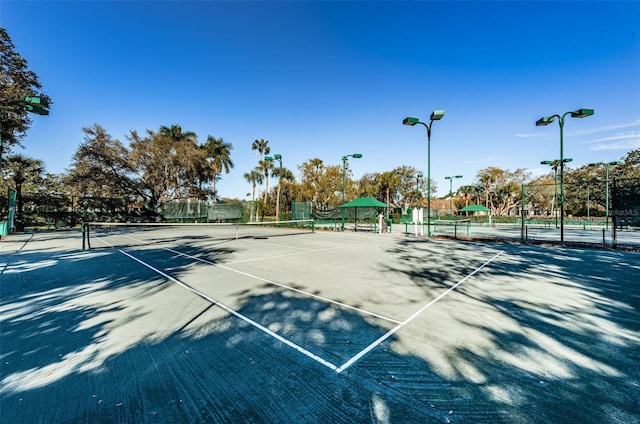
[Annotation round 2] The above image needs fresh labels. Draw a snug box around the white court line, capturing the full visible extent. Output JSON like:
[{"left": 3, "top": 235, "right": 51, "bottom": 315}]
[
  {"left": 221, "top": 246, "right": 342, "bottom": 265},
  {"left": 162, "top": 246, "right": 403, "bottom": 325},
  {"left": 335, "top": 250, "right": 505, "bottom": 373},
  {"left": 110, "top": 233, "right": 401, "bottom": 323},
  {"left": 244, "top": 238, "right": 316, "bottom": 251},
  {"left": 115, "top": 247, "right": 340, "bottom": 371}
]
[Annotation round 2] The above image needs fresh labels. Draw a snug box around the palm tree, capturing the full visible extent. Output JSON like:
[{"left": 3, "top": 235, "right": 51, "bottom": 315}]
[
  {"left": 272, "top": 166, "right": 295, "bottom": 221},
  {"left": 159, "top": 124, "right": 197, "bottom": 143},
  {"left": 244, "top": 169, "right": 263, "bottom": 222},
  {"left": 5, "top": 154, "right": 44, "bottom": 226},
  {"left": 202, "top": 136, "right": 234, "bottom": 201},
  {"left": 258, "top": 159, "right": 274, "bottom": 208},
  {"left": 159, "top": 124, "right": 199, "bottom": 198},
  {"left": 251, "top": 138, "right": 270, "bottom": 161}
]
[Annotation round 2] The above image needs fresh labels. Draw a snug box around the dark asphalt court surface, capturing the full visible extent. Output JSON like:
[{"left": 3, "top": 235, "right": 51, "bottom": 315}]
[{"left": 1, "top": 227, "right": 639, "bottom": 423}]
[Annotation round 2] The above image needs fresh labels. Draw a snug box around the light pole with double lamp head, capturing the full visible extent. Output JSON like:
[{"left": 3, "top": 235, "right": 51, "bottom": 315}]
[
  {"left": 579, "top": 177, "right": 601, "bottom": 224},
  {"left": 403, "top": 110, "right": 445, "bottom": 237},
  {"left": 408, "top": 173, "right": 423, "bottom": 208},
  {"left": 341, "top": 153, "right": 362, "bottom": 231},
  {"left": 540, "top": 158, "right": 572, "bottom": 228},
  {"left": 536, "top": 108, "right": 594, "bottom": 242},
  {"left": 445, "top": 175, "right": 463, "bottom": 218},
  {"left": 587, "top": 161, "right": 622, "bottom": 230}
]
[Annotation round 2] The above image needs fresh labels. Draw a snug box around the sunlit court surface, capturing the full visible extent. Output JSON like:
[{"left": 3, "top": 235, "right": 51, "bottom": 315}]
[{"left": 1, "top": 228, "right": 639, "bottom": 423}]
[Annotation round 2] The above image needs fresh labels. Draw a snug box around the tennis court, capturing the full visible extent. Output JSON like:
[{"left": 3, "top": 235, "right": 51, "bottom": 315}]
[{"left": 1, "top": 225, "right": 639, "bottom": 423}]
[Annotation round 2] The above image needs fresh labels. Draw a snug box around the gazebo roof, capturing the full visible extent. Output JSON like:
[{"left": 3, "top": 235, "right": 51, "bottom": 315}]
[
  {"left": 459, "top": 204, "right": 491, "bottom": 212},
  {"left": 339, "top": 197, "right": 389, "bottom": 208}
]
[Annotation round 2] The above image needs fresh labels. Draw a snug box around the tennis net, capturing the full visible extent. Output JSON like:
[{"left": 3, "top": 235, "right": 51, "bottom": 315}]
[{"left": 82, "top": 219, "right": 315, "bottom": 250}]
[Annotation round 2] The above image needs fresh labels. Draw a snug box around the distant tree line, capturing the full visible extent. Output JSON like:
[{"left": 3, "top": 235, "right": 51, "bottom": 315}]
[{"left": 2, "top": 26, "right": 640, "bottom": 226}]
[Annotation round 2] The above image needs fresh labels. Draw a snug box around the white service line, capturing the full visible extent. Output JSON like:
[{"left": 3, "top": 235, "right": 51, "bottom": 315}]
[
  {"left": 111, "top": 233, "right": 401, "bottom": 323},
  {"left": 221, "top": 246, "right": 342, "bottom": 264},
  {"left": 335, "top": 250, "right": 505, "bottom": 373},
  {"left": 162, "top": 246, "right": 403, "bottom": 325},
  {"left": 116, "top": 247, "right": 340, "bottom": 371}
]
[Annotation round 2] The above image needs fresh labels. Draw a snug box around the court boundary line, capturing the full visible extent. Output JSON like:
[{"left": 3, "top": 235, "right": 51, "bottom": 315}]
[
  {"left": 98, "top": 233, "right": 402, "bottom": 323},
  {"left": 161, "top": 245, "right": 403, "bottom": 325},
  {"left": 335, "top": 250, "right": 504, "bottom": 373},
  {"left": 94, "top": 235, "right": 504, "bottom": 374},
  {"left": 115, "top": 246, "right": 340, "bottom": 371}
]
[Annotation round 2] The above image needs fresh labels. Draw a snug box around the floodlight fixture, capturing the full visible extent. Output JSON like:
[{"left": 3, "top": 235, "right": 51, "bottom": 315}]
[
  {"left": 536, "top": 116, "right": 555, "bottom": 126},
  {"left": 570, "top": 108, "right": 594, "bottom": 118},
  {"left": 403, "top": 117, "right": 419, "bottom": 126},
  {"left": 430, "top": 110, "right": 445, "bottom": 120}
]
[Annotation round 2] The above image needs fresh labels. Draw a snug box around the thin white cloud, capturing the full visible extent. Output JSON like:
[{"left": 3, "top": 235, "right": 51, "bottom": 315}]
[
  {"left": 585, "top": 131, "right": 640, "bottom": 143},
  {"left": 515, "top": 133, "right": 549, "bottom": 138},
  {"left": 568, "top": 120, "right": 640, "bottom": 137},
  {"left": 589, "top": 138, "right": 640, "bottom": 151}
]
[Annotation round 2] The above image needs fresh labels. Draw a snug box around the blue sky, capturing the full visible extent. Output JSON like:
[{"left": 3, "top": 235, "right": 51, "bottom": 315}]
[{"left": 2, "top": 1, "right": 639, "bottom": 198}]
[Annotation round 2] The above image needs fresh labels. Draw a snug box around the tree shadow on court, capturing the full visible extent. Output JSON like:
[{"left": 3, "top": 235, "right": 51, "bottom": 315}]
[
  {"left": 1, "top": 240, "right": 448, "bottom": 423},
  {"left": 2, "top": 235, "right": 639, "bottom": 423},
  {"left": 379, "top": 237, "right": 640, "bottom": 423},
  {"left": 0, "top": 238, "right": 235, "bottom": 382}
]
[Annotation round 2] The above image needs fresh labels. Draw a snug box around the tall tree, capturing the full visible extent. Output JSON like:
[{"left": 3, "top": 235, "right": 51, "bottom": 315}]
[
  {"left": 202, "top": 136, "right": 234, "bottom": 201},
  {"left": 475, "top": 167, "right": 530, "bottom": 216},
  {"left": 158, "top": 124, "right": 200, "bottom": 198},
  {"left": 297, "top": 158, "right": 343, "bottom": 209},
  {"left": 251, "top": 138, "right": 270, "bottom": 161},
  {"left": 271, "top": 166, "right": 295, "bottom": 220},
  {"left": 258, "top": 158, "right": 274, "bottom": 206},
  {"left": 244, "top": 168, "right": 263, "bottom": 222},
  {"left": 66, "top": 124, "right": 138, "bottom": 199},
  {"left": 4, "top": 153, "right": 44, "bottom": 224},
  {"left": 0, "top": 28, "right": 51, "bottom": 159}
]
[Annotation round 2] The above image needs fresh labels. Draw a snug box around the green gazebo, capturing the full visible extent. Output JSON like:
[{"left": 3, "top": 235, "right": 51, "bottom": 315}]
[{"left": 339, "top": 197, "right": 389, "bottom": 231}]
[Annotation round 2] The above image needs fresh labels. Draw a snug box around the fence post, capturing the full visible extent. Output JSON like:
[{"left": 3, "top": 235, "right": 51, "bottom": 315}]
[{"left": 521, "top": 183, "right": 525, "bottom": 242}]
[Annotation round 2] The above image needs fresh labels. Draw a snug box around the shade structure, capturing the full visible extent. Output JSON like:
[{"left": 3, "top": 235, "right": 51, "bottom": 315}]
[
  {"left": 458, "top": 205, "right": 491, "bottom": 212},
  {"left": 339, "top": 197, "right": 389, "bottom": 232},
  {"left": 459, "top": 204, "right": 492, "bottom": 226},
  {"left": 339, "top": 197, "right": 389, "bottom": 208}
]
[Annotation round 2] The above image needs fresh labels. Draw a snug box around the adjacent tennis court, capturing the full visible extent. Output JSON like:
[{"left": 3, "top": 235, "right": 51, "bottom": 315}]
[{"left": 1, "top": 226, "right": 638, "bottom": 423}]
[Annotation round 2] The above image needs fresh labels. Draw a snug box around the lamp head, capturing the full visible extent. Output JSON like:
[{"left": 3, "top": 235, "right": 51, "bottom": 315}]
[
  {"left": 430, "top": 110, "right": 445, "bottom": 121},
  {"left": 540, "top": 160, "right": 554, "bottom": 165},
  {"left": 455, "top": 175, "right": 463, "bottom": 179},
  {"left": 403, "top": 117, "right": 419, "bottom": 126},
  {"left": 536, "top": 116, "right": 555, "bottom": 126},
  {"left": 352, "top": 153, "right": 363, "bottom": 159},
  {"left": 588, "top": 162, "right": 602, "bottom": 167},
  {"left": 608, "top": 160, "right": 622, "bottom": 165},
  {"left": 273, "top": 154, "right": 282, "bottom": 160},
  {"left": 570, "top": 108, "right": 594, "bottom": 118}
]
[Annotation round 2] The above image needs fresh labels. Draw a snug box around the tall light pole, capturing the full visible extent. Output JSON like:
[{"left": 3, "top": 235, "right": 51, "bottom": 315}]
[
  {"left": 408, "top": 173, "right": 423, "bottom": 208},
  {"left": 265, "top": 154, "right": 283, "bottom": 221},
  {"left": 579, "top": 177, "right": 601, "bottom": 224},
  {"left": 403, "top": 110, "right": 445, "bottom": 237},
  {"left": 536, "top": 108, "right": 594, "bottom": 242},
  {"left": 588, "top": 161, "right": 622, "bottom": 230},
  {"left": 341, "top": 153, "right": 362, "bottom": 231},
  {"left": 541, "top": 158, "right": 572, "bottom": 228},
  {"left": 445, "top": 175, "right": 463, "bottom": 218}
]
